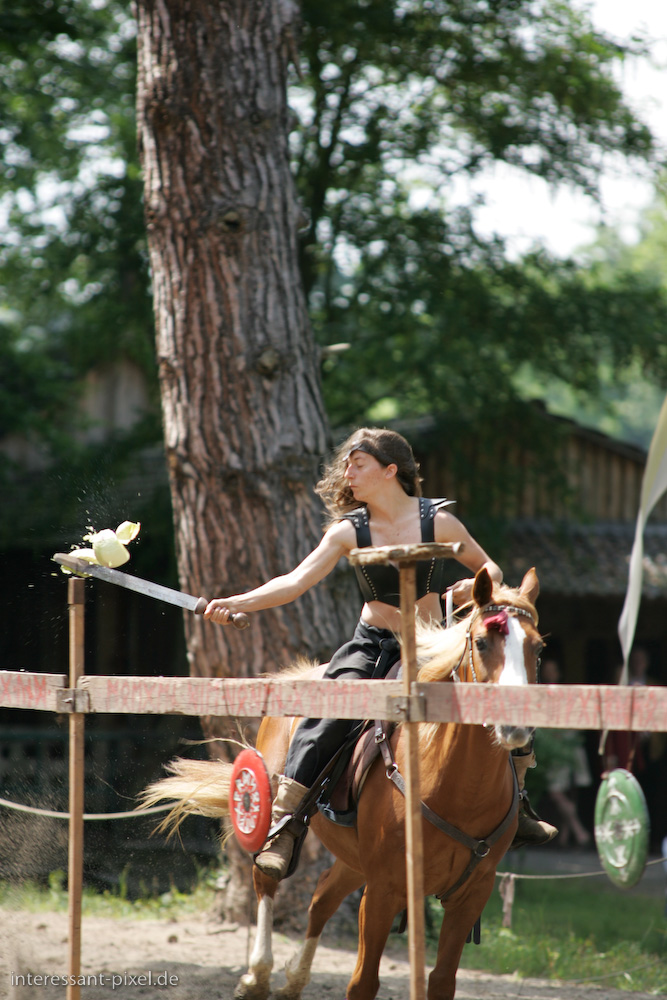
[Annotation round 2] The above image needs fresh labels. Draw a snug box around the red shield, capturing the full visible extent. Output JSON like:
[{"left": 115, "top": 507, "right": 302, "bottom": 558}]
[{"left": 229, "top": 748, "right": 272, "bottom": 853}]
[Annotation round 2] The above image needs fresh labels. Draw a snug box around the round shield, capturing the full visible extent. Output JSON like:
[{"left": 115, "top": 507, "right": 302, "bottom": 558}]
[
  {"left": 229, "top": 748, "right": 272, "bottom": 853},
  {"left": 594, "top": 768, "right": 650, "bottom": 889}
]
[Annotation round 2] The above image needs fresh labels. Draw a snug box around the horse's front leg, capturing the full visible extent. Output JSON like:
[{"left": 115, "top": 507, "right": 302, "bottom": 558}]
[
  {"left": 275, "top": 859, "right": 365, "bottom": 1000},
  {"left": 346, "top": 884, "right": 398, "bottom": 1000},
  {"left": 233, "top": 869, "right": 278, "bottom": 1000},
  {"left": 427, "top": 875, "right": 496, "bottom": 1000}
]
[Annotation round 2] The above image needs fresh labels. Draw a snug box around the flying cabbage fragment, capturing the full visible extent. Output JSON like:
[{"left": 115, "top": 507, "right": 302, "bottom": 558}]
[{"left": 63, "top": 521, "right": 141, "bottom": 571}]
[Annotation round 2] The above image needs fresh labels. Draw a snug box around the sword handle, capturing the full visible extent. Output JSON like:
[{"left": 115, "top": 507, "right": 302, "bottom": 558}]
[{"left": 195, "top": 597, "right": 250, "bottom": 630}]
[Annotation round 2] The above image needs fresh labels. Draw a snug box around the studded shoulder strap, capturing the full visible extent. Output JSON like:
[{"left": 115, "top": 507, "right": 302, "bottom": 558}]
[{"left": 340, "top": 507, "right": 372, "bottom": 547}]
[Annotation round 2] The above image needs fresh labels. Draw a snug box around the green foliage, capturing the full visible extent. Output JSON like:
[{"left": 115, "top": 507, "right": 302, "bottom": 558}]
[
  {"left": 0, "top": 0, "right": 153, "bottom": 373},
  {"left": 2, "top": 0, "right": 667, "bottom": 545},
  {"left": 0, "top": 1, "right": 158, "bottom": 542},
  {"left": 425, "top": 877, "right": 667, "bottom": 992},
  {"left": 0, "top": 865, "right": 218, "bottom": 920},
  {"left": 294, "top": 0, "right": 655, "bottom": 284},
  {"left": 291, "top": 0, "right": 667, "bottom": 471}
]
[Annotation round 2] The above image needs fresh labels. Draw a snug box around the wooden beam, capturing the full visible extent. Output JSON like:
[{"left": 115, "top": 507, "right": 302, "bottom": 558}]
[
  {"left": 0, "top": 671, "right": 67, "bottom": 711},
  {"left": 72, "top": 676, "right": 667, "bottom": 731},
  {"left": 2, "top": 670, "right": 667, "bottom": 733},
  {"left": 67, "top": 578, "right": 86, "bottom": 1000}
]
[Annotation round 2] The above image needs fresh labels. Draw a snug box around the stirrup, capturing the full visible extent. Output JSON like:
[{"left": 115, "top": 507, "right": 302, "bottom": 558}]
[
  {"left": 509, "top": 791, "right": 558, "bottom": 850},
  {"left": 254, "top": 813, "right": 310, "bottom": 880}
]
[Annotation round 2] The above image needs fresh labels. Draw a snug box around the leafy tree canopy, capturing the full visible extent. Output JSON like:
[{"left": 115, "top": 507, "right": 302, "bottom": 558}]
[
  {"left": 290, "top": 0, "right": 666, "bottom": 446},
  {"left": 523, "top": 183, "right": 667, "bottom": 447},
  {"left": 0, "top": 1, "right": 153, "bottom": 403},
  {"left": 1, "top": 0, "right": 666, "bottom": 528}
]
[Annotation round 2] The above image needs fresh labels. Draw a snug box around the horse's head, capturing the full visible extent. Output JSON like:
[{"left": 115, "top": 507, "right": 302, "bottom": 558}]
[{"left": 464, "top": 566, "right": 543, "bottom": 751}]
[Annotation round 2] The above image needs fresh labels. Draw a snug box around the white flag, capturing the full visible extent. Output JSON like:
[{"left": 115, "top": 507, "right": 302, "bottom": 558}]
[{"left": 617, "top": 392, "right": 667, "bottom": 684}]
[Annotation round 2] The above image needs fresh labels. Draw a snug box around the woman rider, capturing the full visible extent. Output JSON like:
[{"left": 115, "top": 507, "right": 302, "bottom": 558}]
[{"left": 205, "top": 428, "right": 555, "bottom": 880}]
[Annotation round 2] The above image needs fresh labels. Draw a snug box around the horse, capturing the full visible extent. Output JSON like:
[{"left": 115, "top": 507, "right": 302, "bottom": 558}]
[{"left": 142, "top": 566, "right": 542, "bottom": 1000}]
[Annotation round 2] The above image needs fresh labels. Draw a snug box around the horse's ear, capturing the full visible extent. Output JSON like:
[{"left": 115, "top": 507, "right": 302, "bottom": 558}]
[
  {"left": 472, "top": 567, "right": 493, "bottom": 607},
  {"left": 519, "top": 567, "right": 539, "bottom": 605}
]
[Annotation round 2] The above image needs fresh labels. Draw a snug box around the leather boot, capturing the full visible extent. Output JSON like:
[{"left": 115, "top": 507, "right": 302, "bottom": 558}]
[
  {"left": 509, "top": 745, "right": 558, "bottom": 850},
  {"left": 254, "top": 776, "right": 310, "bottom": 881}
]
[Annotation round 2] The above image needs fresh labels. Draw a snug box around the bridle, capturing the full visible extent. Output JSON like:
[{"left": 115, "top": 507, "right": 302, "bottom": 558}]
[{"left": 451, "top": 603, "right": 537, "bottom": 685}]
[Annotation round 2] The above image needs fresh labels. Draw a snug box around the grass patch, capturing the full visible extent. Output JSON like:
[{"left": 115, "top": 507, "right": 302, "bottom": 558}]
[
  {"left": 0, "top": 865, "right": 218, "bottom": 920},
  {"left": 426, "top": 875, "right": 667, "bottom": 994}
]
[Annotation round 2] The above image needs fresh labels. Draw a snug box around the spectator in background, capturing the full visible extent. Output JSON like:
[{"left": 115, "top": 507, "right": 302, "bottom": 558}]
[
  {"left": 603, "top": 647, "right": 653, "bottom": 775},
  {"left": 628, "top": 645, "right": 651, "bottom": 686},
  {"left": 541, "top": 657, "right": 592, "bottom": 849}
]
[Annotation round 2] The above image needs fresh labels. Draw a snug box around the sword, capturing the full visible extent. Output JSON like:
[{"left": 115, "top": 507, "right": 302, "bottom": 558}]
[{"left": 52, "top": 553, "right": 250, "bottom": 630}]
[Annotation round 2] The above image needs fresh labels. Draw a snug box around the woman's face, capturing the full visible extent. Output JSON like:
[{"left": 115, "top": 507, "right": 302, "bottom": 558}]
[{"left": 344, "top": 449, "right": 393, "bottom": 501}]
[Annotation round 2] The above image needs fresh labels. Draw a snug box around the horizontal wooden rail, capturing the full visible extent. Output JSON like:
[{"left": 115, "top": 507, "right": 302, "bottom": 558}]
[
  {"left": 0, "top": 671, "right": 67, "bottom": 711},
  {"left": 1, "top": 670, "right": 666, "bottom": 731}
]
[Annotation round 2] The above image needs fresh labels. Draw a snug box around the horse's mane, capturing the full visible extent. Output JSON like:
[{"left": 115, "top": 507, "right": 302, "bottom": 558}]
[
  {"left": 263, "top": 656, "right": 319, "bottom": 680},
  {"left": 415, "top": 616, "right": 468, "bottom": 682}
]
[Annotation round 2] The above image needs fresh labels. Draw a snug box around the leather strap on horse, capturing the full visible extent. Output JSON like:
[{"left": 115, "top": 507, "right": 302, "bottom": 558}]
[{"left": 375, "top": 721, "right": 520, "bottom": 904}]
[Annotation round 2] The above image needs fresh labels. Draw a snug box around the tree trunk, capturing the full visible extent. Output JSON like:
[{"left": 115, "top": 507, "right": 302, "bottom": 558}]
[{"left": 135, "top": 0, "right": 356, "bottom": 920}]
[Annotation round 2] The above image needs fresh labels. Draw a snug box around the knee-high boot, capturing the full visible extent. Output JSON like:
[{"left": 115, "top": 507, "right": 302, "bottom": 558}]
[
  {"left": 510, "top": 744, "right": 558, "bottom": 849},
  {"left": 254, "top": 775, "right": 310, "bottom": 881}
]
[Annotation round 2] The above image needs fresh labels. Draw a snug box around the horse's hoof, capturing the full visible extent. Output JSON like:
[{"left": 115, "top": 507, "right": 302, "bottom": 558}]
[
  {"left": 273, "top": 983, "right": 308, "bottom": 1000},
  {"left": 233, "top": 973, "right": 270, "bottom": 1000}
]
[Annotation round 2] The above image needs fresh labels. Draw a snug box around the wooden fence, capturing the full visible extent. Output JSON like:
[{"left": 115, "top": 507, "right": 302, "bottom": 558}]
[{"left": 2, "top": 668, "right": 666, "bottom": 731}]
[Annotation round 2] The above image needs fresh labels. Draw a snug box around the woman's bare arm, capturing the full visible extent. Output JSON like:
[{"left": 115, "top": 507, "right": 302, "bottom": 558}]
[{"left": 204, "top": 519, "right": 355, "bottom": 624}]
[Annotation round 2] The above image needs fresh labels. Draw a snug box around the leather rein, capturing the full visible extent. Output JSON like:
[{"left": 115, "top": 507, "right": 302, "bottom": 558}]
[{"left": 375, "top": 601, "right": 535, "bottom": 903}]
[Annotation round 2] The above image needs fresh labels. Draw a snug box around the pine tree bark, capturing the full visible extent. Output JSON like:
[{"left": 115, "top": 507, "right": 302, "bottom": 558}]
[{"left": 135, "top": 0, "right": 356, "bottom": 922}]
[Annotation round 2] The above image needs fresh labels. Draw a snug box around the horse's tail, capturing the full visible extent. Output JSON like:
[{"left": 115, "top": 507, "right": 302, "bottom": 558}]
[{"left": 140, "top": 757, "right": 233, "bottom": 837}]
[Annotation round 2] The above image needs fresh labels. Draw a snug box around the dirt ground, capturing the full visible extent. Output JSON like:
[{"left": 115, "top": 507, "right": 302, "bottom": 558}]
[{"left": 1, "top": 904, "right": 662, "bottom": 1000}]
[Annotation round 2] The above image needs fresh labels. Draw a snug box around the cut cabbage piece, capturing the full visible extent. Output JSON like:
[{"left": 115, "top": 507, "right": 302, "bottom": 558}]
[
  {"left": 115, "top": 520, "right": 141, "bottom": 544},
  {"left": 90, "top": 528, "right": 131, "bottom": 567}
]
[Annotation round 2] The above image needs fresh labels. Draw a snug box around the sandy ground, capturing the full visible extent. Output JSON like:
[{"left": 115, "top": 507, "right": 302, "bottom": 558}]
[
  {"left": 2, "top": 842, "right": 665, "bottom": 1000},
  {"left": 1, "top": 902, "right": 663, "bottom": 1000}
]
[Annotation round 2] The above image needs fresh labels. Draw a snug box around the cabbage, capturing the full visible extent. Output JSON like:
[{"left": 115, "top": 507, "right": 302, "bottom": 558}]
[{"left": 62, "top": 521, "right": 141, "bottom": 572}]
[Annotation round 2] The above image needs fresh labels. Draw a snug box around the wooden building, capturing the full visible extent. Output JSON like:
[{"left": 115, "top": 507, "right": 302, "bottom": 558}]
[{"left": 420, "top": 413, "right": 667, "bottom": 688}]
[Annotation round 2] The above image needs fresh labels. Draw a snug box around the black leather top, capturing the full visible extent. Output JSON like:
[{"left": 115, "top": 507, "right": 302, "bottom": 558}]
[{"left": 341, "top": 497, "right": 454, "bottom": 607}]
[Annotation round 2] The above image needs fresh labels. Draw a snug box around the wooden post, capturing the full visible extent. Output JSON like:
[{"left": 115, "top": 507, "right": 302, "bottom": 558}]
[
  {"left": 398, "top": 561, "right": 426, "bottom": 1000},
  {"left": 67, "top": 577, "right": 86, "bottom": 1000},
  {"left": 347, "top": 542, "right": 462, "bottom": 1000}
]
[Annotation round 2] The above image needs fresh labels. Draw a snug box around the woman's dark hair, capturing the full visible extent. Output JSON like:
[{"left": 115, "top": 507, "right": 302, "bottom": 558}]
[{"left": 315, "top": 427, "right": 422, "bottom": 523}]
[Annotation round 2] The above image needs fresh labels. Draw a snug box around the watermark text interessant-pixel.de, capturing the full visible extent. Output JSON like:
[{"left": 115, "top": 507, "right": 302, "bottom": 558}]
[{"left": 10, "top": 971, "right": 179, "bottom": 989}]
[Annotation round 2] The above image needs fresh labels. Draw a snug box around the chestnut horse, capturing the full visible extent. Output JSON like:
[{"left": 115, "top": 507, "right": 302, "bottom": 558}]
[{"left": 143, "top": 567, "right": 542, "bottom": 1000}]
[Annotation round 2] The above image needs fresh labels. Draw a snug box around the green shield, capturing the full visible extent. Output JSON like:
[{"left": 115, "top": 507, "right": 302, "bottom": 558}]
[{"left": 594, "top": 768, "right": 650, "bottom": 889}]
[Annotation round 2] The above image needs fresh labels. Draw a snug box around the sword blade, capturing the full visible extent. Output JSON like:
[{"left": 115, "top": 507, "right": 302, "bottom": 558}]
[{"left": 52, "top": 554, "right": 250, "bottom": 629}]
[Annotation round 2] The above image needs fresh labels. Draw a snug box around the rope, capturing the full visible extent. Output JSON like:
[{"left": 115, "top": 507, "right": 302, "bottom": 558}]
[
  {"left": 3, "top": 785, "right": 665, "bottom": 875},
  {"left": 0, "top": 795, "right": 171, "bottom": 821},
  {"left": 498, "top": 853, "right": 667, "bottom": 882}
]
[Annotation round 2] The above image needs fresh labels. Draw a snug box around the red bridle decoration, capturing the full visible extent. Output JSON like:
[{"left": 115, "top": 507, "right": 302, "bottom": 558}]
[{"left": 484, "top": 609, "right": 509, "bottom": 635}]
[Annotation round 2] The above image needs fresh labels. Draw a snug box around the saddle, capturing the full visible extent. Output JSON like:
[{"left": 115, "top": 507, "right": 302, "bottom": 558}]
[{"left": 316, "top": 661, "right": 401, "bottom": 827}]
